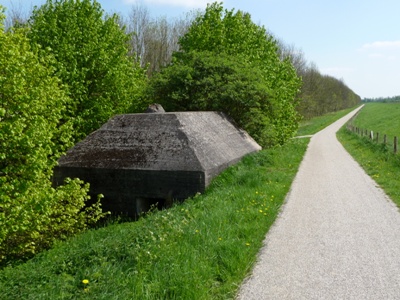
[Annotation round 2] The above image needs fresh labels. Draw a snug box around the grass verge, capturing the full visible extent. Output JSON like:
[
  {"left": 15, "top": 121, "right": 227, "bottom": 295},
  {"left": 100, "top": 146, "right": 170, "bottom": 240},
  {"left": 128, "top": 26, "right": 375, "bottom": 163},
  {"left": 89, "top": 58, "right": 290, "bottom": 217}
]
[
  {"left": 297, "top": 106, "right": 360, "bottom": 136},
  {"left": 337, "top": 127, "right": 400, "bottom": 207},
  {"left": 0, "top": 138, "right": 309, "bottom": 300}
]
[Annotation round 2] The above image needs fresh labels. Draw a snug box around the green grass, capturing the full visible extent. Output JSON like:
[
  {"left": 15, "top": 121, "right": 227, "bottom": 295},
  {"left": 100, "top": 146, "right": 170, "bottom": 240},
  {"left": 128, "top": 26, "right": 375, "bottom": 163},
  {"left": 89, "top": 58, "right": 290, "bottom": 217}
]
[
  {"left": 0, "top": 139, "right": 309, "bottom": 300},
  {"left": 337, "top": 103, "right": 400, "bottom": 207},
  {"left": 350, "top": 102, "right": 400, "bottom": 147},
  {"left": 0, "top": 107, "right": 358, "bottom": 299},
  {"left": 296, "top": 106, "right": 360, "bottom": 136}
]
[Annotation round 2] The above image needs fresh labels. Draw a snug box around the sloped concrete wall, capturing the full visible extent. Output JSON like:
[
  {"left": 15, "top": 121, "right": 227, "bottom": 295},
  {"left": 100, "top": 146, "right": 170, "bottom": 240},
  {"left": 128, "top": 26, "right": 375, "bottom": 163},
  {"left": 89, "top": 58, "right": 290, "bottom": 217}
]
[{"left": 53, "top": 111, "right": 261, "bottom": 217}]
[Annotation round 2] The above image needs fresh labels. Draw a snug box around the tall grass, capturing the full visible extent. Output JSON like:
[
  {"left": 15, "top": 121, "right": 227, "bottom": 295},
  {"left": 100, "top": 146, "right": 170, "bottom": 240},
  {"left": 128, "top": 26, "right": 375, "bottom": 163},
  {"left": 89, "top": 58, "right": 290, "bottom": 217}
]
[{"left": 0, "top": 139, "right": 309, "bottom": 299}]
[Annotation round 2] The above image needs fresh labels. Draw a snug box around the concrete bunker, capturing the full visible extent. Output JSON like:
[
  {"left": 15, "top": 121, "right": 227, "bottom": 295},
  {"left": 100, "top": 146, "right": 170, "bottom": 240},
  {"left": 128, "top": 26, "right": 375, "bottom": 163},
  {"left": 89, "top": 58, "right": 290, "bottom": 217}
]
[{"left": 53, "top": 110, "right": 261, "bottom": 218}]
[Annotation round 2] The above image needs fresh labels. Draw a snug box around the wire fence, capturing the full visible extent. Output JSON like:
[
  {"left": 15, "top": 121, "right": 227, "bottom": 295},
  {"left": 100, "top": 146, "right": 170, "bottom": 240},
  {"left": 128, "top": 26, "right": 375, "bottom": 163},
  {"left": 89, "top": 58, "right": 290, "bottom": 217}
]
[{"left": 346, "top": 111, "right": 398, "bottom": 154}]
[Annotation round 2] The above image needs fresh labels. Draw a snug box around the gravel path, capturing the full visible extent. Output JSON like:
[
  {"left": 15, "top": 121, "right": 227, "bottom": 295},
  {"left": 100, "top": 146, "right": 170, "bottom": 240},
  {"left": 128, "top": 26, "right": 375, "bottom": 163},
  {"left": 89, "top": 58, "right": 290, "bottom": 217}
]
[{"left": 237, "top": 107, "right": 400, "bottom": 299}]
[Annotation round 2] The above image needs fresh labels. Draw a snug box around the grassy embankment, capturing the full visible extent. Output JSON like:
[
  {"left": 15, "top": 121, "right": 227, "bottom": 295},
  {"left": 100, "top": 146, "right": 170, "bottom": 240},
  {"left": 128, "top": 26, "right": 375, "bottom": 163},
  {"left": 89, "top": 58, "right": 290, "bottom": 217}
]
[
  {"left": 337, "top": 102, "right": 400, "bottom": 206},
  {"left": 296, "top": 106, "right": 359, "bottom": 136},
  {"left": 0, "top": 107, "right": 355, "bottom": 299}
]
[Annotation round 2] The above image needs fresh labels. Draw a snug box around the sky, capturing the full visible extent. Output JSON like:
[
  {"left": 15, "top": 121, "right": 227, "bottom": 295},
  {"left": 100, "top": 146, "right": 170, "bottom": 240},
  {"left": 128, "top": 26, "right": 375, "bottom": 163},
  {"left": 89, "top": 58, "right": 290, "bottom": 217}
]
[{"left": 1, "top": 0, "right": 400, "bottom": 99}]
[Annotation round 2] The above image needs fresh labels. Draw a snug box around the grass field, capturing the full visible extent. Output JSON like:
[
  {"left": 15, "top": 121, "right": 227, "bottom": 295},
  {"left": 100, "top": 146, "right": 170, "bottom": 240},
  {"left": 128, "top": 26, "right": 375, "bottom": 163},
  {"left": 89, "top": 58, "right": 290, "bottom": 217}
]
[
  {"left": 0, "top": 108, "right": 357, "bottom": 300},
  {"left": 349, "top": 102, "right": 400, "bottom": 147},
  {"left": 0, "top": 139, "right": 310, "bottom": 299},
  {"left": 337, "top": 102, "right": 400, "bottom": 207}
]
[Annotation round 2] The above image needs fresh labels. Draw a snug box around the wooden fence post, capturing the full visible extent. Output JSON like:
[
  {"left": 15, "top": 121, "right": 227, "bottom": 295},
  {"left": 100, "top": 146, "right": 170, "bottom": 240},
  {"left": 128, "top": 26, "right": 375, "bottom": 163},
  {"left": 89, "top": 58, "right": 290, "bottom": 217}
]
[
  {"left": 370, "top": 131, "right": 373, "bottom": 140},
  {"left": 376, "top": 132, "right": 379, "bottom": 143}
]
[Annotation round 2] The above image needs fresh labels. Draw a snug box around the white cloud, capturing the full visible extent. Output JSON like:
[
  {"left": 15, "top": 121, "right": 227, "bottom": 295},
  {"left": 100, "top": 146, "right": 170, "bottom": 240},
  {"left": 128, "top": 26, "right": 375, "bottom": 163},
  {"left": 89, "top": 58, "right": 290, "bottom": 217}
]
[
  {"left": 123, "top": 0, "right": 209, "bottom": 8},
  {"left": 362, "top": 40, "right": 400, "bottom": 50}
]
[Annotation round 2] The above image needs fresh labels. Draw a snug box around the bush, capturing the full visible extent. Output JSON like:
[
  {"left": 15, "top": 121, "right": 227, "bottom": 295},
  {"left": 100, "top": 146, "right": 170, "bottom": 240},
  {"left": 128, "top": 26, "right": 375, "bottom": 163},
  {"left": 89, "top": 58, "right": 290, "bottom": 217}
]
[
  {"left": 148, "top": 50, "right": 283, "bottom": 146},
  {"left": 149, "top": 2, "right": 301, "bottom": 147},
  {"left": 28, "top": 0, "right": 147, "bottom": 141},
  {"left": 0, "top": 8, "right": 107, "bottom": 266}
]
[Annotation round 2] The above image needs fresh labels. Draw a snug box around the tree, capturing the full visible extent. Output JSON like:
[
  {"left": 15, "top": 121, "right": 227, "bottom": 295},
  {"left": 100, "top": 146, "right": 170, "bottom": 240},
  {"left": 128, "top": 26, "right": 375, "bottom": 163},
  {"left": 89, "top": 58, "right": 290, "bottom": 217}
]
[
  {"left": 148, "top": 2, "right": 301, "bottom": 146},
  {"left": 0, "top": 6, "right": 106, "bottom": 265},
  {"left": 28, "top": 0, "right": 147, "bottom": 141},
  {"left": 293, "top": 60, "right": 361, "bottom": 119},
  {"left": 126, "top": 3, "right": 196, "bottom": 76},
  {"left": 148, "top": 51, "right": 280, "bottom": 144},
  {"left": 4, "top": 0, "right": 30, "bottom": 30}
]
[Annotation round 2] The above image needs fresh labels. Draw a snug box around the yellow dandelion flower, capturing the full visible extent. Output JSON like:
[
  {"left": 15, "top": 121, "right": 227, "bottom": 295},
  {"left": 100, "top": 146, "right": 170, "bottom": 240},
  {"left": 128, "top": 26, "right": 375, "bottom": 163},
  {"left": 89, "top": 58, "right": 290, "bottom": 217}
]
[
  {"left": 82, "top": 279, "right": 89, "bottom": 285},
  {"left": 246, "top": 243, "right": 250, "bottom": 246}
]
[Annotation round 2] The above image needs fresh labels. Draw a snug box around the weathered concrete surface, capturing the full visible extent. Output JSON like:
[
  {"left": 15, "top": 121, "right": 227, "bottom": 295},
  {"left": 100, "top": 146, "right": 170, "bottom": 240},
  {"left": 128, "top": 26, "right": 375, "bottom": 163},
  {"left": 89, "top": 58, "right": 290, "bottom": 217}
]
[{"left": 54, "top": 111, "right": 261, "bottom": 217}]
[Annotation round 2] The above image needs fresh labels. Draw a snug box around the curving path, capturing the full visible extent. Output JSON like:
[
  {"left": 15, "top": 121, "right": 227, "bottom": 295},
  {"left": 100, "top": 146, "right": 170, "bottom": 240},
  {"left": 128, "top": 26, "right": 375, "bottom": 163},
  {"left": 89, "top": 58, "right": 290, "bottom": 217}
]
[{"left": 237, "top": 107, "right": 400, "bottom": 299}]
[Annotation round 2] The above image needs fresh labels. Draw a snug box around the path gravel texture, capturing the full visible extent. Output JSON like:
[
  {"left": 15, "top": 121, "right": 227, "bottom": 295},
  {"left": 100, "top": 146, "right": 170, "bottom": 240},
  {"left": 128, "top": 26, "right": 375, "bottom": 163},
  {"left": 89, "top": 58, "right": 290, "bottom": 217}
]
[{"left": 237, "top": 107, "right": 400, "bottom": 299}]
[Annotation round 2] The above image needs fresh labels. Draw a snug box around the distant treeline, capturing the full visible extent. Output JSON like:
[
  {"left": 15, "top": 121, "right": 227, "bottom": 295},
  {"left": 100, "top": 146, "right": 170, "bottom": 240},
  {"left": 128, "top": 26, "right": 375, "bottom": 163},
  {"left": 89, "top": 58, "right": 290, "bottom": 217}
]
[
  {"left": 121, "top": 4, "right": 362, "bottom": 120},
  {"left": 363, "top": 95, "right": 400, "bottom": 103},
  {"left": 4, "top": 1, "right": 361, "bottom": 121}
]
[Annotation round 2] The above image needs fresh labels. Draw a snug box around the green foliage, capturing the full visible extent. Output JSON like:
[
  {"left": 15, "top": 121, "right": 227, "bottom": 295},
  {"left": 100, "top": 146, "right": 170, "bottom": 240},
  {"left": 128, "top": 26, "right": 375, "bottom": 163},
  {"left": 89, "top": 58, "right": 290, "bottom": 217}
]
[
  {"left": 297, "top": 66, "right": 361, "bottom": 119},
  {"left": 148, "top": 50, "right": 280, "bottom": 145},
  {"left": 0, "top": 139, "right": 309, "bottom": 299},
  {"left": 28, "top": 0, "right": 147, "bottom": 141},
  {"left": 148, "top": 2, "right": 301, "bottom": 147},
  {"left": 0, "top": 10, "right": 107, "bottom": 266},
  {"left": 363, "top": 95, "right": 400, "bottom": 103}
]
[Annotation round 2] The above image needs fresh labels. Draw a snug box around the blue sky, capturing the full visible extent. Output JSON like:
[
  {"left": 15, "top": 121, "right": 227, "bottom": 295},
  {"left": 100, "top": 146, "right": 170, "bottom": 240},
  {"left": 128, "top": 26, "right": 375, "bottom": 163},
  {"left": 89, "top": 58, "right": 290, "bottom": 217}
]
[{"left": 1, "top": 0, "right": 399, "bottom": 99}]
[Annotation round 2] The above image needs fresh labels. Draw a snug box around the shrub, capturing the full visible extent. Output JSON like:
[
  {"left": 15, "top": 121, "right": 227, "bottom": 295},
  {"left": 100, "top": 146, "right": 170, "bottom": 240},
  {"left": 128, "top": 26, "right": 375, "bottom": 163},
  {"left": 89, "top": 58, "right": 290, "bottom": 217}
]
[
  {"left": 28, "top": 0, "right": 147, "bottom": 141},
  {"left": 0, "top": 8, "right": 107, "bottom": 266},
  {"left": 148, "top": 2, "right": 301, "bottom": 147}
]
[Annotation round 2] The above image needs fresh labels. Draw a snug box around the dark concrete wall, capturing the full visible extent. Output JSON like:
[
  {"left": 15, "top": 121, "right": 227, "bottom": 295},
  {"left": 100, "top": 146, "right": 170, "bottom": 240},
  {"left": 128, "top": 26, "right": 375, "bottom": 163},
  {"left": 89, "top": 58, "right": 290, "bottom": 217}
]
[
  {"left": 53, "top": 166, "right": 205, "bottom": 218},
  {"left": 54, "top": 111, "right": 261, "bottom": 217}
]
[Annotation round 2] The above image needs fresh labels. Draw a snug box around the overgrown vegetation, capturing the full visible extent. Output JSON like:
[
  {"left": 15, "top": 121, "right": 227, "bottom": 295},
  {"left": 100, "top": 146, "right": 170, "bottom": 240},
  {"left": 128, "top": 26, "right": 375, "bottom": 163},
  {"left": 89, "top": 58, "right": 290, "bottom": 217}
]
[
  {"left": 0, "top": 138, "right": 309, "bottom": 299},
  {"left": 28, "top": 0, "right": 147, "bottom": 141},
  {"left": 1, "top": 0, "right": 362, "bottom": 272},
  {"left": 0, "top": 6, "right": 108, "bottom": 266},
  {"left": 148, "top": 2, "right": 301, "bottom": 147},
  {"left": 274, "top": 44, "right": 361, "bottom": 119}
]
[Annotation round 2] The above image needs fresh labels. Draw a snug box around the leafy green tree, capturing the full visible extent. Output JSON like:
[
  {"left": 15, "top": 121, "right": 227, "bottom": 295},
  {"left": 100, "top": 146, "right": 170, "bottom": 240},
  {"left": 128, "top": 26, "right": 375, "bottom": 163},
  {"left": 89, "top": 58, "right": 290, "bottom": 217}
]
[
  {"left": 0, "top": 7, "right": 107, "bottom": 266},
  {"left": 148, "top": 2, "right": 301, "bottom": 146},
  {"left": 148, "top": 51, "right": 278, "bottom": 144},
  {"left": 28, "top": 0, "right": 147, "bottom": 141},
  {"left": 298, "top": 63, "right": 361, "bottom": 119}
]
